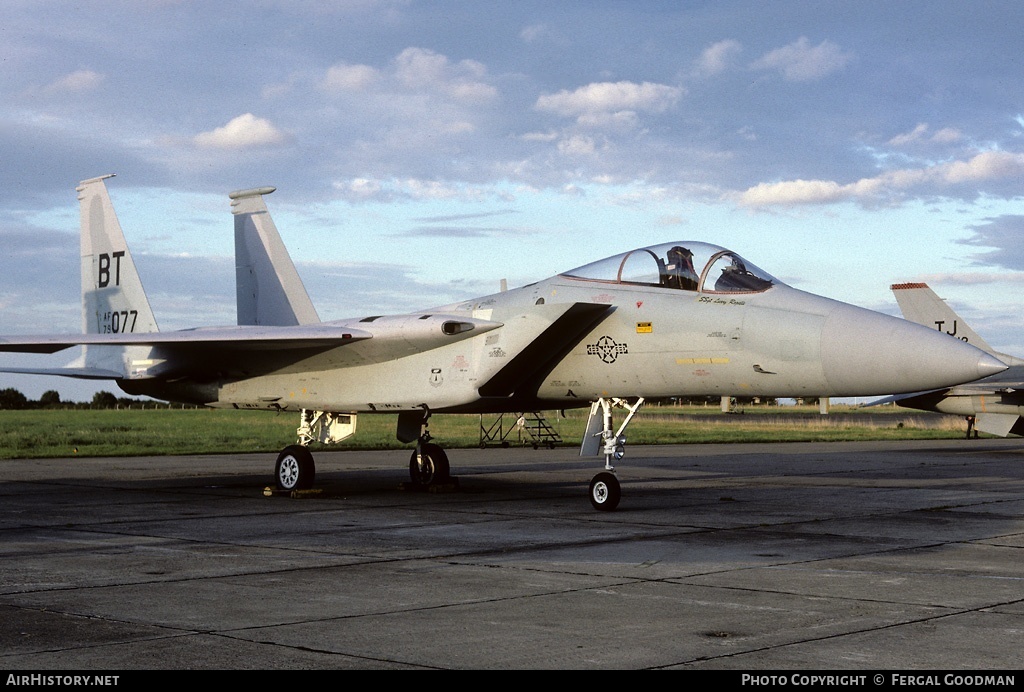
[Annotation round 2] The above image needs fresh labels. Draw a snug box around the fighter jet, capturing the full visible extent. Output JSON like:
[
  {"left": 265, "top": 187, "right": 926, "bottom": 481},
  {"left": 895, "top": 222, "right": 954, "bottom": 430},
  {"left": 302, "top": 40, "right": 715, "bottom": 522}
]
[
  {"left": 888, "top": 282, "right": 1024, "bottom": 437},
  {"left": 0, "top": 176, "right": 1006, "bottom": 510}
]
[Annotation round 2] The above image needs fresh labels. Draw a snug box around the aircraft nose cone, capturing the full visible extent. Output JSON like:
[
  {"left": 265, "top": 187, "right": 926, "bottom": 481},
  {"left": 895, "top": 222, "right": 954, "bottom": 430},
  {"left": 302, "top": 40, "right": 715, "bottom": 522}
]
[
  {"left": 819, "top": 303, "right": 1007, "bottom": 396},
  {"left": 976, "top": 352, "right": 1008, "bottom": 378}
]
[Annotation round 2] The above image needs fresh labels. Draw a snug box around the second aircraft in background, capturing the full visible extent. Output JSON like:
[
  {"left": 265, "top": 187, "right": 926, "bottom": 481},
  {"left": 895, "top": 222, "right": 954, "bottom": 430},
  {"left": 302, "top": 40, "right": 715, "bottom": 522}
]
[{"left": 889, "top": 282, "right": 1024, "bottom": 437}]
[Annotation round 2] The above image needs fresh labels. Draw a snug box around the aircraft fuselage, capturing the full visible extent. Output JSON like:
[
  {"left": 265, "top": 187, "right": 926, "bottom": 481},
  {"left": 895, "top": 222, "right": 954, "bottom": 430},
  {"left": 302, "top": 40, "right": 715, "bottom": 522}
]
[{"left": 120, "top": 270, "right": 1002, "bottom": 416}]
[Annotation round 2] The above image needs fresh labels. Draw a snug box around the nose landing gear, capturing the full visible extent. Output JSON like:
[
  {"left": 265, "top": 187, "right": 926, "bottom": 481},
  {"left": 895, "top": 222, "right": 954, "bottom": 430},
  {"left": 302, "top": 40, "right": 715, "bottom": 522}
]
[{"left": 581, "top": 397, "right": 644, "bottom": 511}]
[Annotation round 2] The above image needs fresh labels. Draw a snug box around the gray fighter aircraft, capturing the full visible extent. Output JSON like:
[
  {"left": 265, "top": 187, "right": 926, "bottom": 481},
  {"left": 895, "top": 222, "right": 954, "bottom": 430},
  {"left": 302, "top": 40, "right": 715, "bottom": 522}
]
[
  {"left": 888, "top": 282, "right": 1024, "bottom": 437},
  {"left": 0, "top": 176, "right": 1007, "bottom": 510}
]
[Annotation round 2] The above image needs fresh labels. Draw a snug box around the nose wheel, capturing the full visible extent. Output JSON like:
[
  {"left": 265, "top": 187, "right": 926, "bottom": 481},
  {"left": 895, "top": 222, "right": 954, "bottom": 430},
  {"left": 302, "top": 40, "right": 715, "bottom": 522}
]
[{"left": 589, "top": 472, "right": 621, "bottom": 511}]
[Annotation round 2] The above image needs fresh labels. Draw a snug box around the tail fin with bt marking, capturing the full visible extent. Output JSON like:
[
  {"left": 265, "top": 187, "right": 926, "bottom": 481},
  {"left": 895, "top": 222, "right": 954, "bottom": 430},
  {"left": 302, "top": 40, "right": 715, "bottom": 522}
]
[{"left": 78, "top": 174, "right": 159, "bottom": 377}]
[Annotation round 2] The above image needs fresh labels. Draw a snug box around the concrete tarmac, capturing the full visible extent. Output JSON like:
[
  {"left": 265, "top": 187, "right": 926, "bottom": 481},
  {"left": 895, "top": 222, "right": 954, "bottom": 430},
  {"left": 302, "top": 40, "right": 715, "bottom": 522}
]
[{"left": 1, "top": 439, "right": 1022, "bottom": 670}]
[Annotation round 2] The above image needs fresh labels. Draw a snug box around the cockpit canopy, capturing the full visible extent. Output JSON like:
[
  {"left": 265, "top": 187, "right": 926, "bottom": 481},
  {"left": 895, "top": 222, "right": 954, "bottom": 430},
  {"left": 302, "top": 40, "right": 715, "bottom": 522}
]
[{"left": 562, "top": 241, "right": 779, "bottom": 294}]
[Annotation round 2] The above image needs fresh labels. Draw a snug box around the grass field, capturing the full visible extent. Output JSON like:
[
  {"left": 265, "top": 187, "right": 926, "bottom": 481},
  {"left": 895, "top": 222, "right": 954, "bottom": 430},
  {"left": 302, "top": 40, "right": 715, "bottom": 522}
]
[{"left": 0, "top": 404, "right": 972, "bottom": 459}]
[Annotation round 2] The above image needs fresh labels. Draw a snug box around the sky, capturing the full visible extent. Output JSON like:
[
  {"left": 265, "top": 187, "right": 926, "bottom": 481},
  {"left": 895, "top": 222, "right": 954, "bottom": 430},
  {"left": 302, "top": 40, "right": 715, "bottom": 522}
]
[{"left": 1, "top": 0, "right": 1023, "bottom": 402}]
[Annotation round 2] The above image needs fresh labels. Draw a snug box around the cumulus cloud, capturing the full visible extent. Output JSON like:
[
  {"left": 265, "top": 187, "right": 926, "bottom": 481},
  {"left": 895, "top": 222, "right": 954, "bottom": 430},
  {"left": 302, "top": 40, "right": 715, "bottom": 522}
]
[
  {"left": 194, "top": 114, "right": 287, "bottom": 149},
  {"left": 740, "top": 179, "right": 849, "bottom": 207},
  {"left": 332, "top": 177, "right": 493, "bottom": 203},
  {"left": 520, "top": 23, "right": 552, "bottom": 43},
  {"left": 576, "top": 110, "right": 640, "bottom": 129},
  {"left": 520, "top": 131, "right": 559, "bottom": 143},
  {"left": 695, "top": 40, "right": 742, "bottom": 76},
  {"left": 888, "top": 123, "right": 930, "bottom": 147},
  {"left": 342, "top": 178, "right": 385, "bottom": 200},
  {"left": 393, "top": 47, "right": 497, "bottom": 102},
  {"left": 932, "top": 128, "right": 963, "bottom": 144},
  {"left": 942, "top": 150, "right": 1024, "bottom": 183},
  {"left": 535, "top": 81, "right": 682, "bottom": 120},
  {"left": 557, "top": 134, "right": 597, "bottom": 156},
  {"left": 321, "top": 62, "right": 380, "bottom": 92},
  {"left": 42, "top": 69, "right": 104, "bottom": 95},
  {"left": 889, "top": 123, "right": 963, "bottom": 146},
  {"left": 739, "top": 150, "right": 1024, "bottom": 208},
  {"left": 751, "top": 37, "right": 853, "bottom": 81}
]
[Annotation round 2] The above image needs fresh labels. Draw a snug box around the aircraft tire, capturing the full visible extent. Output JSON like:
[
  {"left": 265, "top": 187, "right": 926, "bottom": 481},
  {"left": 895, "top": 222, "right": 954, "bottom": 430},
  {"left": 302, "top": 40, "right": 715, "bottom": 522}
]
[
  {"left": 589, "top": 472, "right": 620, "bottom": 511},
  {"left": 276, "top": 445, "right": 315, "bottom": 491},
  {"left": 409, "top": 443, "right": 450, "bottom": 486}
]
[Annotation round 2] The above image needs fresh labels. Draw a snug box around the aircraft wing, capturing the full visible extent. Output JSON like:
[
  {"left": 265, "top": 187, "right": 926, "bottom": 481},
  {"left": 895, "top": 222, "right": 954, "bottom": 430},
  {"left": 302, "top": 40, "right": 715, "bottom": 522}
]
[
  {"left": 0, "top": 326, "right": 372, "bottom": 354},
  {"left": 0, "top": 314, "right": 503, "bottom": 379},
  {"left": 932, "top": 382, "right": 1023, "bottom": 396},
  {"left": 0, "top": 365, "right": 127, "bottom": 380}
]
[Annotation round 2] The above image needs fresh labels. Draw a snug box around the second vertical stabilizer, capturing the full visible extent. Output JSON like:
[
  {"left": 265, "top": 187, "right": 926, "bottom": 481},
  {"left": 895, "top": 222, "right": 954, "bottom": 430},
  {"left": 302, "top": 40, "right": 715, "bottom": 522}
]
[{"left": 231, "top": 187, "right": 320, "bottom": 326}]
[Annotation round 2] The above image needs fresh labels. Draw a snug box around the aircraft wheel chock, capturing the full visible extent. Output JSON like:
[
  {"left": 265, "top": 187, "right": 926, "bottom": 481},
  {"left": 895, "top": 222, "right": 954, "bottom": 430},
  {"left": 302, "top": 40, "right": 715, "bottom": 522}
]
[
  {"left": 589, "top": 472, "right": 620, "bottom": 511},
  {"left": 276, "top": 445, "right": 315, "bottom": 491}
]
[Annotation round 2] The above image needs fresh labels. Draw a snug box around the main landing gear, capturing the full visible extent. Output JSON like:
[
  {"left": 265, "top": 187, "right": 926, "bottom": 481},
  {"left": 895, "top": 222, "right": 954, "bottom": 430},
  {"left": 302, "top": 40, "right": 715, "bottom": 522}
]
[
  {"left": 271, "top": 407, "right": 455, "bottom": 492},
  {"left": 274, "top": 442, "right": 452, "bottom": 492},
  {"left": 272, "top": 402, "right": 645, "bottom": 511},
  {"left": 274, "top": 409, "right": 358, "bottom": 491},
  {"left": 581, "top": 397, "right": 644, "bottom": 511}
]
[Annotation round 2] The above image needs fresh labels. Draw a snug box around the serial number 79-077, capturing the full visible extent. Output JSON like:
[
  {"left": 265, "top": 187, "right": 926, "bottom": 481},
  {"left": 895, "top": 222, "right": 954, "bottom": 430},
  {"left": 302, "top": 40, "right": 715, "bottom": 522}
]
[{"left": 102, "top": 310, "right": 138, "bottom": 333}]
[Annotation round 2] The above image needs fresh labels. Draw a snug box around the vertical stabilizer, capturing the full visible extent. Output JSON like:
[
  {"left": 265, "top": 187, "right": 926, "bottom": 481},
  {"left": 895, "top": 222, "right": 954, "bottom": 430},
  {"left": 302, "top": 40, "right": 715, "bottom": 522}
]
[
  {"left": 78, "top": 175, "right": 159, "bottom": 376},
  {"left": 231, "top": 187, "right": 320, "bottom": 326},
  {"left": 891, "top": 282, "right": 993, "bottom": 352}
]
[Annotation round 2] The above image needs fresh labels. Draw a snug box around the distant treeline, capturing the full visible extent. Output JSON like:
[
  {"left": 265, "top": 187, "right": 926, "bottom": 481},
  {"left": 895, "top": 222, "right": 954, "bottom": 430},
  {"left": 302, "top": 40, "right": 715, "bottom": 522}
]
[{"left": 0, "top": 388, "right": 201, "bottom": 410}]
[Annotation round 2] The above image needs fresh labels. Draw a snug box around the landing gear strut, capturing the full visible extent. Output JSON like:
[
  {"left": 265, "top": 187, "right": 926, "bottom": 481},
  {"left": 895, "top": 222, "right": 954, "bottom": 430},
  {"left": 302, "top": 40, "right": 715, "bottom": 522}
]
[{"left": 581, "top": 397, "right": 644, "bottom": 511}]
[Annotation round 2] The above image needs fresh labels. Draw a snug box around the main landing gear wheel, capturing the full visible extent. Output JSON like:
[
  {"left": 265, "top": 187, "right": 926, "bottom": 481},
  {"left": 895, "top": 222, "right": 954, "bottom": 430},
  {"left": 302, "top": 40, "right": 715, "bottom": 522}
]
[
  {"left": 409, "top": 443, "right": 450, "bottom": 487},
  {"left": 589, "top": 472, "right": 621, "bottom": 511},
  {"left": 275, "top": 445, "right": 315, "bottom": 491}
]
